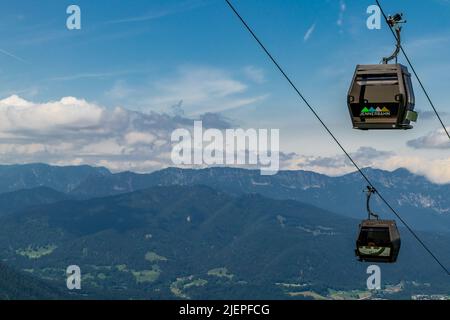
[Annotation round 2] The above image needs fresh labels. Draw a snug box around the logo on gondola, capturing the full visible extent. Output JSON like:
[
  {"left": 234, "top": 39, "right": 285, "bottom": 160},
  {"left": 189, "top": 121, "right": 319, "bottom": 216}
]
[{"left": 360, "top": 107, "right": 390, "bottom": 116}]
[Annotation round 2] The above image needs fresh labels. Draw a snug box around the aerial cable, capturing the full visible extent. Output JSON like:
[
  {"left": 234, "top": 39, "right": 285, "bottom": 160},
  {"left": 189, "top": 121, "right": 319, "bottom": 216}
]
[
  {"left": 376, "top": 0, "right": 450, "bottom": 140},
  {"left": 224, "top": 0, "right": 450, "bottom": 275}
]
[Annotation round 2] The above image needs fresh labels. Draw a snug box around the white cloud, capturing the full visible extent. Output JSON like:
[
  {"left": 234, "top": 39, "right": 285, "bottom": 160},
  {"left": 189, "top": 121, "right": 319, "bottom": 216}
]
[
  {"left": 417, "top": 110, "right": 449, "bottom": 120},
  {"left": 125, "top": 131, "right": 156, "bottom": 145},
  {"left": 0, "top": 95, "right": 234, "bottom": 173},
  {"left": 304, "top": 23, "right": 316, "bottom": 42},
  {"left": 407, "top": 127, "right": 450, "bottom": 149},
  {"left": 100, "top": 66, "right": 268, "bottom": 115},
  {"left": 2, "top": 96, "right": 448, "bottom": 182},
  {"left": 144, "top": 66, "right": 267, "bottom": 114},
  {"left": 375, "top": 155, "right": 450, "bottom": 184},
  {"left": 79, "top": 138, "right": 126, "bottom": 156},
  {"left": 281, "top": 147, "right": 450, "bottom": 184},
  {"left": 152, "top": 67, "right": 246, "bottom": 102},
  {"left": 0, "top": 95, "right": 106, "bottom": 134},
  {"left": 243, "top": 66, "right": 265, "bottom": 83},
  {"left": 299, "top": 147, "right": 393, "bottom": 169},
  {"left": 106, "top": 80, "right": 136, "bottom": 99}
]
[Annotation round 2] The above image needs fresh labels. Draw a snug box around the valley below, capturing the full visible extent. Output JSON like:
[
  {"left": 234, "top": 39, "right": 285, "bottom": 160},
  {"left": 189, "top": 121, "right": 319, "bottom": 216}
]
[{"left": 0, "top": 164, "right": 449, "bottom": 300}]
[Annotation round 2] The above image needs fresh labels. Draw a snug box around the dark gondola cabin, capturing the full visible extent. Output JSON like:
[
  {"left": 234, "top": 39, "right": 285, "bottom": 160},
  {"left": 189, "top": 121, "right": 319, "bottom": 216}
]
[
  {"left": 347, "top": 64, "right": 417, "bottom": 130},
  {"left": 356, "top": 219, "right": 401, "bottom": 263}
]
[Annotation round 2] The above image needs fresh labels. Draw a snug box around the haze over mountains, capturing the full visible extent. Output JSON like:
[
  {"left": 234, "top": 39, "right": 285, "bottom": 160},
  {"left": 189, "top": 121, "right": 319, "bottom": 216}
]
[{"left": 0, "top": 163, "right": 449, "bottom": 299}]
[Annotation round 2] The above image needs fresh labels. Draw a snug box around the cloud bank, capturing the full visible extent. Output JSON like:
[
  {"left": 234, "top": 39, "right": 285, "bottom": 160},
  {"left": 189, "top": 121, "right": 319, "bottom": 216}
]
[
  {"left": 281, "top": 147, "right": 450, "bottom": 184},
  {"left": 0, "top": 95, "right": 232, "bottom": 172},
  {"left": 407, "top": 127, "right": 450, "bottom": 149},
  {"left": 0, "top": 95, "right": 448, "bottom": 183}
]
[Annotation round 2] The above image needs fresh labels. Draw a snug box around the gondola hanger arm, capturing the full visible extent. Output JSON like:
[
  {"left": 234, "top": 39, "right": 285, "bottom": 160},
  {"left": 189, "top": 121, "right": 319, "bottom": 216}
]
[
  {"left": 382, "top": 13, "right": 406, "bottom": 64},
  {"left": 365, "top": 186, "right": 379, "bottom": 220}
]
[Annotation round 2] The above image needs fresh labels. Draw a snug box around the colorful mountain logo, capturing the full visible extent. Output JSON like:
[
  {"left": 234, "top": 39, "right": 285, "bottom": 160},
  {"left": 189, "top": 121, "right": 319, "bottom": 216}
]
[
  {"left": 360, "top": 106, "right": 391, "bottom": 116},
  {"left": 361, "top": 107, "right": 370, "bottom": 113}
]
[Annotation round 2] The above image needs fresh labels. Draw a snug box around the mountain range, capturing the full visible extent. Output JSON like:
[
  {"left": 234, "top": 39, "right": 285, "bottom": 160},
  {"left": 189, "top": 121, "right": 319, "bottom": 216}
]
[
  {"left": 1, "top": 164, "right": 448, "bottom": 232},
  {"left": 72, "top": 166, "right": 450, "bottom": 232},
  {"left": 0, "top": 163, "right": 449, "bottom": 299}
]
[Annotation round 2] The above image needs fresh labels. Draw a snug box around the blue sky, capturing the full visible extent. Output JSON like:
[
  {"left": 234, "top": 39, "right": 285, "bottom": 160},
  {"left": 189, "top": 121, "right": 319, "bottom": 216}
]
[{"left": 0, "top": 0, "right": 449, "bottom": 181}]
